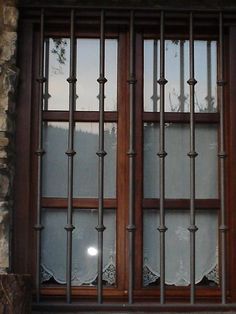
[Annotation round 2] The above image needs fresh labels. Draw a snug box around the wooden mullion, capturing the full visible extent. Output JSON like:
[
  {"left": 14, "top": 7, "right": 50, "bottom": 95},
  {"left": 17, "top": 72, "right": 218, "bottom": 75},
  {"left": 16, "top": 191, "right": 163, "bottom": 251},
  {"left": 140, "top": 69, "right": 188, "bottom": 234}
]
[
  {"left": 143, "top": 112, "right": 220, "bottom": 123},
  {"left": 41, "top": 197, "right": 117, "bottom": 209},
  {"left": 43, "top": 111, "right": 118, "bottom": 122},
  {"left": 143, "top": 198, "right": 220, "bottom": 209},
  {"left": 133, "top": 33, "right": 144, "bottom": 290}
]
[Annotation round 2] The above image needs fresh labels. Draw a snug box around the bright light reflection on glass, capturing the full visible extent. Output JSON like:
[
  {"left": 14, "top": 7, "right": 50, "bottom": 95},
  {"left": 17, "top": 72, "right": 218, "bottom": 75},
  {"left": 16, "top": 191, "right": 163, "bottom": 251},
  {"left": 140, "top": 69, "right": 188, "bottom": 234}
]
[{"left": 87, "top": 246, "right": 98, "bottom": 256}]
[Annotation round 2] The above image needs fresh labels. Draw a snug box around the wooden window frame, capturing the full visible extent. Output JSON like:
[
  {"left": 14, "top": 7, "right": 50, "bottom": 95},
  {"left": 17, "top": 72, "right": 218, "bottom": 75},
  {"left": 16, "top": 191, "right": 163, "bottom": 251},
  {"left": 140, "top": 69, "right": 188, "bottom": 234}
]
[{"left": 14, "top": 8, "right": 236, "bottom": 310}]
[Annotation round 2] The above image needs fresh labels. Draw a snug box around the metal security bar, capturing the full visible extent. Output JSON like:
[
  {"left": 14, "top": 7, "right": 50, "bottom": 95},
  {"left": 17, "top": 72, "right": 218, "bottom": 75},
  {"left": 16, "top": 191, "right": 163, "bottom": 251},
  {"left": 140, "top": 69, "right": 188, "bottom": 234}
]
[
  {"left": 44, "top": 38, "right": 50, "bottom": 111},
  {"left": 127, "top": 10, "right": 136, "bottom": 305},
  {"left": 157, "top": 11, "right": 168, "bottom": 305},
  {"left": 218, "top": 12, "right": 227, "bottom": 304},
  {"left": 206, "top": 41, "right": 213, "bottom": 112},
  {"left": 34, "top": 8, "right": 45, "bottom": 303},
  {"left": 96, "top": 9, "right": 107, "bottom": 304},
  {"left": 65, "top": 9, "right": 76, "bottom": 304},
  {"left": 187, "top": 12, "right": 198, "bottom": 304}
]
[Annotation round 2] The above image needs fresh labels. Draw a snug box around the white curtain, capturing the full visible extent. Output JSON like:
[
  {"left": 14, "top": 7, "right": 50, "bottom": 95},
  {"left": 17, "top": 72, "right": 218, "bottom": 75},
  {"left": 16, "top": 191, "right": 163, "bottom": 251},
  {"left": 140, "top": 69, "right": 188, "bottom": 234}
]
[
  {"left": 143, "top": 210, "right": 218, "bottom": 286},
  {"left": 41, "top": 209, "right": 116, "bottom": 286}
]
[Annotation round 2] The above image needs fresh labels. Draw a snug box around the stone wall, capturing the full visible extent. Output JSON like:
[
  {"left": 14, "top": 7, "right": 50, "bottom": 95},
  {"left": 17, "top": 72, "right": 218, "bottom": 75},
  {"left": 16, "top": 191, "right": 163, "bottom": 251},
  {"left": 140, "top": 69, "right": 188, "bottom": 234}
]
[{"left": 0, "top": 0, "right": 18, "bottom": 273}]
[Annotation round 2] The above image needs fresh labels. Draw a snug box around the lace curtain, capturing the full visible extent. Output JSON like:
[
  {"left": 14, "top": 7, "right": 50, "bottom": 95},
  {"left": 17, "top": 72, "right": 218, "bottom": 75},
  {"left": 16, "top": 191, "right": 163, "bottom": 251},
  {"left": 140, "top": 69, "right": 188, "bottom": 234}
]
[{"left": 41, "top": 209, "right": 218, "bottom": 286}]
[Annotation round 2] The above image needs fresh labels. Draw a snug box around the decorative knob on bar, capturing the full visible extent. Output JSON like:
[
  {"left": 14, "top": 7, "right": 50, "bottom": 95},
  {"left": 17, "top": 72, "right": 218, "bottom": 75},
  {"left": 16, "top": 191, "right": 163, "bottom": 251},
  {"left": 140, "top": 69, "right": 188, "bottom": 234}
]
[
  {"left": 97, "top": 76, "right": 107, "bottom": 84},
  {"left": 65, "top": 149, "right": 76, "bottom": 156},
  {"left": 127, "top": 149, "right": 136, "bottom": 157},
  {"left": 157, "top": 77, "right": 168, "bottom": 85},
  {"left": 35, "top": 149, "right": 45, "bottom": 156},
  {"left": 157, "top": 150, "right": 167, "bottom": 158},
  {"left": 188, "top": 151, "right": 198, "bottom": 158},
  {"left": 67, "top": 76, "right": 77, "bottom": 84},
  {"left": 64, "top": 224, "right": 75, "bottom": 232},
  {"left": 218, "top": 151, "right": 227, "bottom": 158},
  {"left": 219, "top": 224, "right": 228, "bottom": 232},
  {"left": 217, "top": 80, "right": 226, "bottom": 86},
  {"left": 188, "top": 225, "right": 198, "bottom": 232},
  {"left": 127, "top": 76, "right": 137, "bottom": 84},
  {"left": 34, "top": 224, "right": 44, "bottom": 231},
  {"left": 157, "top": 225, "right": 168, "bottom": 233},
  {"left": 96, "top": 224, "right": 106, "bottom": 232},
  {"left": 126, "top": 224, "right": 136, "bottom": 232},
  {"left": 36, "top": 76, "right": 47, "bottom": 83},
  {"left": 187, "top": 78, "right": 197, "bottom": 86},
  {"left": 96, "top": 149, "right": 107, "bottom": 157}
]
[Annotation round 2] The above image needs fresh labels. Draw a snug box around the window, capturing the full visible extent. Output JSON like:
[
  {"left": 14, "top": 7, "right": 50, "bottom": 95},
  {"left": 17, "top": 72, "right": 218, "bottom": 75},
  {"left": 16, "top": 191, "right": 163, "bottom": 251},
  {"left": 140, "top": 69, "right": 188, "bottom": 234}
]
[{"left": 15, "top": 5, "right": 236, "bottom": 311}]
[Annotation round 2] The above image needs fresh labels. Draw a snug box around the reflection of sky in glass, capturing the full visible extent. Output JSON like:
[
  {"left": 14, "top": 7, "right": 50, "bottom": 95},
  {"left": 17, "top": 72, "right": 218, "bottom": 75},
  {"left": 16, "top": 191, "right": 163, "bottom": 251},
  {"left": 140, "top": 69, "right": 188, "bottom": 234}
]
[
  {"left": 144, "top": 40, "right": 217, "bottom": 112},
  {"left": 45, "top": 38, "right": 117, "bottom": 111}
]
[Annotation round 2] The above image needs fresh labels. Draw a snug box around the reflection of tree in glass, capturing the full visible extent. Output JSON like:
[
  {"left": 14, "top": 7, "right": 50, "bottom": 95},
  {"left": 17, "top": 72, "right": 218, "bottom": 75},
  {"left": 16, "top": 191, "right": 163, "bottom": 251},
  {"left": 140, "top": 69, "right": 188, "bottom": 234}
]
[{"left": 51, "top": 39, "right": 68, "bottom": 64}]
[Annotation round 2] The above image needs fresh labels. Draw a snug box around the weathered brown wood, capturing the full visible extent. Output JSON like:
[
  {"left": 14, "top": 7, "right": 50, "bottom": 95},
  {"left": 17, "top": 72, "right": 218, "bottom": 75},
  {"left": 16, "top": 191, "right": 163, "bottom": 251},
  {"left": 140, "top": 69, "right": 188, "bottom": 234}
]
[
  {"left": 228, "top": 26, "right": 236, "bottom": 303},
  {"left": 0, "top": 274, "right": 32, "bottom": 314},
  {"left": 43, "top": 111, "right": 118, "bottom": 122},
  {"left": 116, "top": 31, "right": 129, "bottom": 293},
  {"left": 143, "top": 199, "right": 220, "bottom": 209},
  {"left": 134, "top": 33, "right": 144, "bottom": 290},
  {"left": 41, "top": 198, "right": 117, "bottom": 208},
  {"left": 13, "top": 20, "right": 34, "bottom": 274},
  {"left": 143, "top": 112, "right": 219, "bottom": 123}
]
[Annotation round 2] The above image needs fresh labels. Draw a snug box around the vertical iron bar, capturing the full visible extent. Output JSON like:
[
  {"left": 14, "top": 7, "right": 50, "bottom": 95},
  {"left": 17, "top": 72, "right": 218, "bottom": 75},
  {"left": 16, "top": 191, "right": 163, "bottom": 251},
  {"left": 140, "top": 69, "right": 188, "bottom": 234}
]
[
  {"left": 65, "top": 9, "right": 76, "bottom": 304},
  {"left": 34, "top": 8, "right": 45, "bottom": 303},
  {"left": 206, "top": 41, "right": 213, "bottom": 111},
  {"left": 157, "top": 11, "right": 168, "bottom": 305},
  {"left": 44, "top": 38, "right": 50, "bottom": 111},
  {"left": 153, "top": 40, "right": 158, "bottom": 112},
  {"left": 179, "top": 40, "right": 185, "bottom": 112},
  {"left": 218, "top": 12, "right": 227, "bottom": 304},
  {"left": 187, "top": 12, "right": 198, "bottom": 305},
  {"left": 96, "top": 9, "right": 107, "bottom": 304},
  {"left": 127, "top": 10, "right": 136, "bottom": 305}
]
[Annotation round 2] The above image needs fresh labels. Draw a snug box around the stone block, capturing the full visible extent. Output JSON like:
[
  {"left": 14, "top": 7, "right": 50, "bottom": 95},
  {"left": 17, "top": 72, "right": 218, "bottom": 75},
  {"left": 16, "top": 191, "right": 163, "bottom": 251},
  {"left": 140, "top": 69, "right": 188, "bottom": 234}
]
[
  {"left": 0, "top": 274, "right": 32, "bottom": 314},
  {"left": 0, "top": 31, "right": 17, "bottom": 63},
  {"left": 0, "top": 112, "right": 8, "bottom": 131},
  {"left": 0, "top": 173, "right": 9, "bottom": 197},
  {"left": 0, "top": 210, "right": 8, "bottom": 269},
  {"left": 3, "top": 6, "right": 18, "bottom": 30}
]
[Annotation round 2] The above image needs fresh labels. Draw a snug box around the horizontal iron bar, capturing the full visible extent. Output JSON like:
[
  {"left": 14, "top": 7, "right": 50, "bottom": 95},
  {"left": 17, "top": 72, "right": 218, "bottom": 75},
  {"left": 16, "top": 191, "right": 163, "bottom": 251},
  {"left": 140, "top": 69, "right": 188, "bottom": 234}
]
[{"left": 32, "top": 302, "right": 236, "bottom": 311}]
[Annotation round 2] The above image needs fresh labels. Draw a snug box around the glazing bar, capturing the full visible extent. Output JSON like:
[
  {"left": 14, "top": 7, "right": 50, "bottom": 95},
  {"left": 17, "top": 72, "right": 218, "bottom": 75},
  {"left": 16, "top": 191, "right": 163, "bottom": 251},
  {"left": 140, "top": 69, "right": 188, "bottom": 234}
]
[
  {"left": 153, "top": 40, "right": 158, "bottom": 112},
  {"left": 96, "top": 9, "right": 107, "bottom": 304},
  {"left": 206, "top": 41, "right": 213, "bottom": 111},
  {"left": 218, "top": 12, "right": 227, "bottom": 304},
  {"left": 34, "top": 8, "right": 45, "bottom": 303},
  {"left": 65, "top": 9, "right": 76, "bottom": 304},
  {"left": 187, "top": 12, "right": 198, "bottom": 305},
  {"left": 157, "top": 10, "right": 168, "bottom": 305},
  {"left": 127, "top": 10, "right": 136, "bottom": 305}
]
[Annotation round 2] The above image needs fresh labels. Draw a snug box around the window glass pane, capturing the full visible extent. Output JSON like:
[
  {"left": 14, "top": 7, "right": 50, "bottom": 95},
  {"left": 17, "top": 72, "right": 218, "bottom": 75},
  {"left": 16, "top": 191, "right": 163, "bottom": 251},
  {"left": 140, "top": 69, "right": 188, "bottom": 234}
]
[
  {"left": 42, "top": 122, "right": 117, "bottom": 198},
  {"left": 44, "top": 38, "right": 117, "bottom": 111},
  {"left": 143, "top": 123, "right": 218, "bottom": 198},
  {"left": 143, "top": 209, "right": 218, "bottom": 287},
  {"left": 144, "top": 40, "right": 217, "bottom": 112},
  {"left": 41, "top": 208, "right": 116, "bottom": 286},
  {"left": 76, "top": 39, "right": 117, "bottom": 111},
  {"left": 44, "top": 38, "right": 70, "bottom": 111}
]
